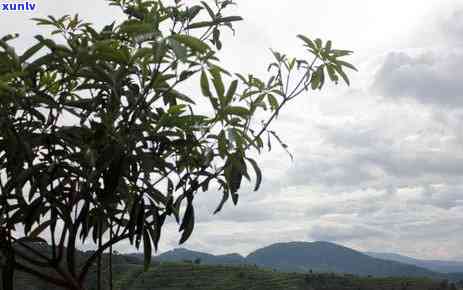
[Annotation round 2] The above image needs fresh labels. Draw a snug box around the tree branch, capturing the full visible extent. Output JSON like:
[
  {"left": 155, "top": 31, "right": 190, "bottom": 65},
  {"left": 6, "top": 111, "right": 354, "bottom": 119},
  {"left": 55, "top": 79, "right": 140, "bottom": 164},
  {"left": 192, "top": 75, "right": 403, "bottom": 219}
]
[{"left": 78, "top": 233, "right": 130, "bottom": 283}]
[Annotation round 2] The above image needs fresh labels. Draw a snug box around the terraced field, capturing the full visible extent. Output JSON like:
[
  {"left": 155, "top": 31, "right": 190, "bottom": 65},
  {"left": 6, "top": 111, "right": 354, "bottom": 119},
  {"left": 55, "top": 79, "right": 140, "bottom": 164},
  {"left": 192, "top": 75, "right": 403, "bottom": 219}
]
[
  {"left": 107, "top": 262, "right": 453, "bottom": 290},
  {"left": 111, "top": 263, "right": 302, "bottom": 290},
  {"left": 2, "top": 257, "right": 458, "bottom": 290}
]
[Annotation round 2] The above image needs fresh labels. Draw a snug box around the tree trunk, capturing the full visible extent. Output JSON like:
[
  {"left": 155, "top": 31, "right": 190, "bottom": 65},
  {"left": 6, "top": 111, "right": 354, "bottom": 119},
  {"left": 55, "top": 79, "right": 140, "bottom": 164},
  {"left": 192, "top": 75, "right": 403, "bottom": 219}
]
[{"left": 109, "top": 247, "right": 113, "bottom": 290}]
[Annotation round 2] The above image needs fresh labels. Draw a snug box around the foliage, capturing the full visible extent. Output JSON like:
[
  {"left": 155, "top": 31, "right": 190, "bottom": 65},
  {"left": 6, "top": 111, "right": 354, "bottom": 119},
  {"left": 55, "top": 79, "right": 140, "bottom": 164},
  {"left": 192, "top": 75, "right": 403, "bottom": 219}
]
[
  {"left": 4, "top": 255, "right": 453, "bottom": 290},
  {"left": 0, "top": 0, "right": 355, "bottom": 289}
]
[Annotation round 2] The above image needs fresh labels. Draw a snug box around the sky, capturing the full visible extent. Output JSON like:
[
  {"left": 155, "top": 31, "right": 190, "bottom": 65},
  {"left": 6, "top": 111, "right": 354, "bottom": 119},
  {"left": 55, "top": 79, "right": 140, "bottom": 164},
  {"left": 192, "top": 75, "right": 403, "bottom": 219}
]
[{"left": 2, "top": 0, "right": 463, "bottom": 260}]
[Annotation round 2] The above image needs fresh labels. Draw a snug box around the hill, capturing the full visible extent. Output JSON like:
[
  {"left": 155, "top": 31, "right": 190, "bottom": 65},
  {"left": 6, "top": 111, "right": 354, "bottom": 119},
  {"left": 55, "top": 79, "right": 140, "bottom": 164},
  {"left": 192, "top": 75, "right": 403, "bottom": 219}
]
[
  {"left": 107, "top": 262, "right": 451, "bottom": 290},
  {"left": 245, "top": 241, "right": 441, "bottom": 278},
  {"left": 2, "top": 244, "right": 460, "bottom": 290},
  {"left": 5, "top": 241, "right": 463, "bottom": 290},
  {"left": 366, "top": 252, "right": 463, "bottom": 273},
  {"left": 155, "top": 248, "right": 246, "bottom": 265},
  {"left": 12, "top": 261, "right": 448, "bottom": 290},
  {"left": 152, "top": 241, "right": 447, "bottom": 278}
]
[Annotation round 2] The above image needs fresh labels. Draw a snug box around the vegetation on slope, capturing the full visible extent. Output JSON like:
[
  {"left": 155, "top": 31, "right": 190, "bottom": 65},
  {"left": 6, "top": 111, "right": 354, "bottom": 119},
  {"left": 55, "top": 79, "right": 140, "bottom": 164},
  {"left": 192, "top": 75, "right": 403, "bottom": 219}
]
[
  {"left": 3, "top": 257, "right": 459, "bottom": 290},
  {"left": 98, "top": 262, "right": 460, "bottom": 290}
]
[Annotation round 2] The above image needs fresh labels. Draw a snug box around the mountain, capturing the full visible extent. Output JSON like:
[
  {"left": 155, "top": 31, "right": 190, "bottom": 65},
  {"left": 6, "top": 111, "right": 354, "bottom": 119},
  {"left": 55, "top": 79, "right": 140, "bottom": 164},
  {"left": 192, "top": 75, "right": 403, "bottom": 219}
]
[
  {"left": 154, "top": 241, "right": 449, "bottom": 278},
  {"left": 245, "top": 241, "right": 441, "bottom": 278},
  {"left": 154, "top": 248, "right": 247, "bottom": 266},
  {"left": 366, "top": 251, "right": 463, "bottom": 273}
]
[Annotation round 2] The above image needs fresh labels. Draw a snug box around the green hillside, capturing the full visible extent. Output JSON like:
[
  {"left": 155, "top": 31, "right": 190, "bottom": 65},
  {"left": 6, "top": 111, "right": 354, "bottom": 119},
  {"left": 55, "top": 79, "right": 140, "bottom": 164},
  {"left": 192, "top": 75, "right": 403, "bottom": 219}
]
[
  {"left": 2, "top": 258, "right": 459, "bottom": 290},
  {"left": 2, "top": 243, "right": 462, "bottom": 290},
  {"left": 155, "top": 248, "right": 246, "bottom": 266},
  {"left": 106, "top": 262, "right": 453, "bottom": 290}
]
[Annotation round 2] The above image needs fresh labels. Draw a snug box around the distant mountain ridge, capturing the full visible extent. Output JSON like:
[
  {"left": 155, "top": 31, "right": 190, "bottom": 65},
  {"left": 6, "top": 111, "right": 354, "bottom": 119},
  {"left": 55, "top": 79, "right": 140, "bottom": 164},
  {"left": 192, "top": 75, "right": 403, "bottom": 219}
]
[
  {"left": 152, "top": 241, "right": 463, "bottom": 279},
  {"left": 155, "top": 248, "right": 246, "bottom": 265},
  {"left": 246, "top": 241, "right": 439, "bottom": 278},
  {"left": 365, "top": 251, "right": 463, "bottom": 274}
]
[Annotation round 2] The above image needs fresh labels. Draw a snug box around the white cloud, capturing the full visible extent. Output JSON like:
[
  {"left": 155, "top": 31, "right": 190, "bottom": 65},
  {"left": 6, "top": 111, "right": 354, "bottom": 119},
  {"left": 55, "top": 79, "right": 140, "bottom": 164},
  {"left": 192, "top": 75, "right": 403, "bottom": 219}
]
[{"left": 372, "top": 51, "right": 463, "bottom": 106}]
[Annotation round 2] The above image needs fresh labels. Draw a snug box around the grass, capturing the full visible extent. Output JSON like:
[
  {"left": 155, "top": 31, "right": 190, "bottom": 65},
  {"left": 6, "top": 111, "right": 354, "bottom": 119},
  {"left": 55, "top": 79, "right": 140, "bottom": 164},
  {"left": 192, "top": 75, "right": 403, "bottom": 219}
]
[
  {"left": 2, "top": 258, "right": 459, "bottom": 290},
  {"left": 106, "top": 262, "right": 455, "bottom": 290}
]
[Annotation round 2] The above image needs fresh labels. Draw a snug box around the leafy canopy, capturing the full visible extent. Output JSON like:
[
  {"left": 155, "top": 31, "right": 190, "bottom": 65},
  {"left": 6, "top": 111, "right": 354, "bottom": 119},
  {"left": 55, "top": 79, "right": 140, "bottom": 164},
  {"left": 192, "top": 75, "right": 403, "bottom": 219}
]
[{"left": 0, "top": 0, "right": 356, "bottom": 289}]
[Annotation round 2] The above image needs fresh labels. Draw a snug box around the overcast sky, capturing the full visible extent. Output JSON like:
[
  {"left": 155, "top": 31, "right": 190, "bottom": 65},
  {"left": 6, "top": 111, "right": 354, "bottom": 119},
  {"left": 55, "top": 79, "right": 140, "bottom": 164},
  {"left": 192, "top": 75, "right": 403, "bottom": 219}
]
[{"left": 3, "top": 0, "right": 463, "bottom": 261}]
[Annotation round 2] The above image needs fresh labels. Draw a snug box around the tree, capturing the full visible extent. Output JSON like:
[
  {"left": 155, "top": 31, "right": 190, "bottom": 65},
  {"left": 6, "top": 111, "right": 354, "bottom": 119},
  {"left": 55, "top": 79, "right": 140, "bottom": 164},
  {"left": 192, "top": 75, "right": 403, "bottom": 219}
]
[{"left": 0, "top": 0, "right": 356, "bottom": 289}]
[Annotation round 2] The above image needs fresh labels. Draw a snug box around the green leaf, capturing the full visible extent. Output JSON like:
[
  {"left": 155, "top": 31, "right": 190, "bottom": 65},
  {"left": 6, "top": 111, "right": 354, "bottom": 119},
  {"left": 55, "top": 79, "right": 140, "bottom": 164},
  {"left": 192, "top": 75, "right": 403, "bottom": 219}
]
[
  {"left": 187, "top": 16, "right": 243, "bottom": 30},
  {"left": 133, "top": 47, "right": 153, "bottom": 60},
  {"left": 336, "top": 60, "right": 358, "bottom": 71},
  {"left": 4, "top": 166, "right": 40, "bottom": 194},
  {"left": 231, "top": 192, "right": 239, "bottom": 205},
  {"left": 332, "top": 49, "right": 354, "bottom": 57},
  {"left": 311, "top": 72, "right": 320, "bottom": 90},
  {"left": 151, "top": 211, "right": 166, "bottom": 251},
  {"left": 267, "top": 94, "right": 279, "bottom": 111},
  {"left": 225, "top": 80, "right": 238, "bottom": 104},
  {"left": 297, "top": 35, "right": 316, "bottom": 51},
  {"left": 246, "top": 157, "right": 262, "bottom": 191},
  {"left": 332, "top": 65, "right": 350, "bottom": 85},
  {"left": 216, "top": 16, "right": 243, "bottom": 23},
  {"left": 201, "top": 1, "right": 216, "bottom": 19},
  {"left": 29, "top": 220, "right": 52, "bottom": 238},
  {"left": 214, "top": 191, "right": 229, "bottom": 214},
  {"left": 319, "top": 66, "right": 325, "bottom": 88},
  {"left": 170, "top": 39, "right": 187, "bottom": 59},
  {"left": 325, "top": 40, "right": 332, "bottom": 53},
  {"left": 179, "top": 203, "right": 195, "bottom": 244},
  {"left": 315, "top": 38, "right": 323, "bottom": 50},
  {"left": 326, "top": 64, "right": 339, "bottom": 83},
  {"left": 20, "top": 42, "right": 45, "bottom": 63},
  {"left": 288, "top": 58, "right": 296, "bottom": 70},
  {"left": 224, "top": 106, "right": 250, "bottom": 118},
  {"left": 65, "top": 99, "right": 94, "bottom": 110},
  {"left": 120, "top": 21, "right": 153, "bottom": 35},
  {"left": 218, "top": 130, "right": 228, "bottom": 158},
  {"left": 186, "top": 21, "right": 215, "bottom": 29},
  {"left": 173, "top": 34, "right": 210, "bottom": 54},
  {"left": 187, "top": 5, "right": 203, "bottom": 20},
  {"left": 166, "top": 90, "right": 196, "bottom": 105},
  {"left": 224, "top": 153, "right": 244, "bottom": 194},
  {"left": 210, "top": 66, "right": 225, "bottom": 99},
  {"left": 251, "top": 94, "right": 266, "bottom": 112},
  {"left": 200, "top": 70, "right": 212, "bottom": 97}
]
